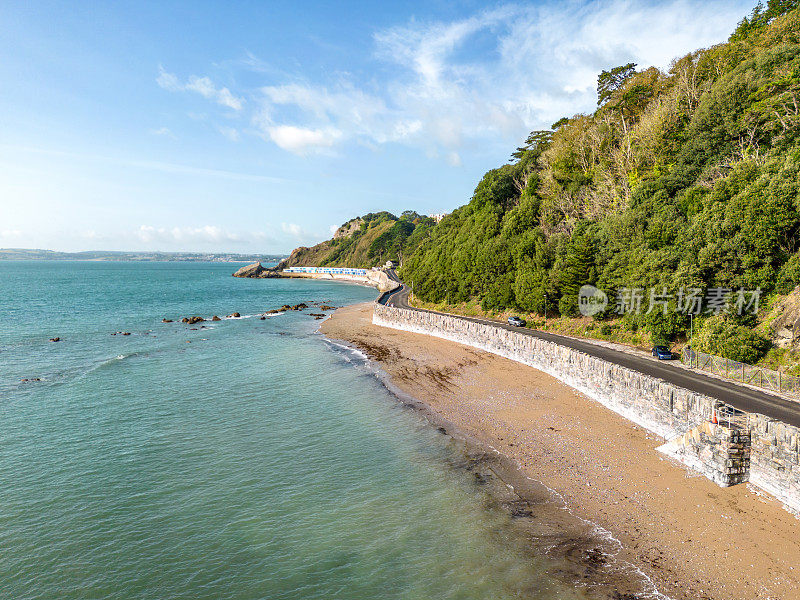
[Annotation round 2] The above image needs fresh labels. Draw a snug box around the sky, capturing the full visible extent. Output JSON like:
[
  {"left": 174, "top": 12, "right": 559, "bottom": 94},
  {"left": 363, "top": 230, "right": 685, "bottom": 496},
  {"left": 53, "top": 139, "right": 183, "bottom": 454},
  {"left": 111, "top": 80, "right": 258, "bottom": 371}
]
[{"left": 0, "top": 0, "right": 755, "bottom": 253}]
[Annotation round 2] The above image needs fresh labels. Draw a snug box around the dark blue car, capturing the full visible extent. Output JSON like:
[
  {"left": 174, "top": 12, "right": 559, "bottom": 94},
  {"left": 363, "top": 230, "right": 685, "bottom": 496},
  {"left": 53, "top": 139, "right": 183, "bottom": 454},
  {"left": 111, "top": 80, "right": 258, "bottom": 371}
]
[{"left": 652, "top": 345, "right": 673, "bottom": 360}]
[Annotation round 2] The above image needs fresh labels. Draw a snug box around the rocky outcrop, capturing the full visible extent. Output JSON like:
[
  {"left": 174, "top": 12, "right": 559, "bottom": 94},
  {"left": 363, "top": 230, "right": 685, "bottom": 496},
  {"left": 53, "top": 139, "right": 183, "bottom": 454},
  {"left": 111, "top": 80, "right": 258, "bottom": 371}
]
[
  {"left": 233, "top": 262, "right": 265, "bottom": 277},
  {"left": 333, "top": 218, "right": 363, "bottom": 239},
  {"left": 769, "top": 286, "right": 800, "bottom": 348},
  {"left": 232, "top": 262, "right": 283, "bottom": 279}
]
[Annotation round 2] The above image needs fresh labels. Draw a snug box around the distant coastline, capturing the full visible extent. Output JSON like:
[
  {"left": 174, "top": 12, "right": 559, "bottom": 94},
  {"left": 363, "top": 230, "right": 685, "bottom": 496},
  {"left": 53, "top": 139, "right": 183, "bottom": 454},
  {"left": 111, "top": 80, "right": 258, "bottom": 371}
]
[{"left": 0, "top": 248, "right": 287, "bottom": 263}]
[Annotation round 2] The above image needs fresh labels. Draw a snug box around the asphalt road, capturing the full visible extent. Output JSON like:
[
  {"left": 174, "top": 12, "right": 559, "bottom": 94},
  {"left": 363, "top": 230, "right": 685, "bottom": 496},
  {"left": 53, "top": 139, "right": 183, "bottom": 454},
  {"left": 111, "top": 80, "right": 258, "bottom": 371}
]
[{"left": 378, "top": 275, "right": 800, "bottom": 428}]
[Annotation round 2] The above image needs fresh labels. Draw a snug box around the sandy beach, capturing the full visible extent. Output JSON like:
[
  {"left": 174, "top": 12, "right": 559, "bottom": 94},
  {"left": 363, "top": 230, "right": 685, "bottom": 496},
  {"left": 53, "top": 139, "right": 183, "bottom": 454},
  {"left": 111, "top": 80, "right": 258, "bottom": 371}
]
[{"left": 322, "top": 302, "right": 800, "bottom": 600}]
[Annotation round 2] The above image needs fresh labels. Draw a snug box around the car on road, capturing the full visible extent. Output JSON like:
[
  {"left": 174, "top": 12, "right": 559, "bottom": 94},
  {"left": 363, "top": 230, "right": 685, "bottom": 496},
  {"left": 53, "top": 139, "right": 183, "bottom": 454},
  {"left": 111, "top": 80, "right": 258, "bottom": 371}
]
[
  {"left": 652, "top": 345, "right": 673, "bottom": 360},
  {"left": 507, "top": 316, "right": 526, "bottom": 327}
]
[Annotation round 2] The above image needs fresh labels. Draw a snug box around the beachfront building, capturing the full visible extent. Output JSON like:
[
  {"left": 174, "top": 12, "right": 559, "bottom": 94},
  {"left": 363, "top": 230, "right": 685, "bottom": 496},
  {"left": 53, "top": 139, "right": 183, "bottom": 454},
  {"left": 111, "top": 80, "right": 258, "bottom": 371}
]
[{"left": 283, "top": 266, "right": 370, "bottom": 276}]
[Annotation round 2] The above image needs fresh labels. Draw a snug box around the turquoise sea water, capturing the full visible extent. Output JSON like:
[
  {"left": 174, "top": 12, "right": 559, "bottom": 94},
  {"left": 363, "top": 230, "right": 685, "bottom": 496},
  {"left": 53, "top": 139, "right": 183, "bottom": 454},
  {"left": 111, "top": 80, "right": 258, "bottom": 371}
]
[{"left": 0, "top": 262, "right": 650, "bottom": 600}]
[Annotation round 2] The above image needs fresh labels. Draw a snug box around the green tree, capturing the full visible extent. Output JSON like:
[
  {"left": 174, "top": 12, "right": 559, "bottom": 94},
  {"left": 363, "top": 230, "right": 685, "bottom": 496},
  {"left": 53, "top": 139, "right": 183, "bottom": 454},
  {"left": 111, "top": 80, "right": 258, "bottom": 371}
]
[{"left": 597, "top": 62, "right": 637, "bottom": 106}]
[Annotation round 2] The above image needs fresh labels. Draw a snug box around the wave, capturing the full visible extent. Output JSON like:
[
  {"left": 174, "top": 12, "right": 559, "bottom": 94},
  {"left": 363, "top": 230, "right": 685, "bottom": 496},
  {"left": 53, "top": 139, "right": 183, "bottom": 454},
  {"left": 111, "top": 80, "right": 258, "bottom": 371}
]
[{"left": 322, "top": 339, "right": 369, "bottom": 365}]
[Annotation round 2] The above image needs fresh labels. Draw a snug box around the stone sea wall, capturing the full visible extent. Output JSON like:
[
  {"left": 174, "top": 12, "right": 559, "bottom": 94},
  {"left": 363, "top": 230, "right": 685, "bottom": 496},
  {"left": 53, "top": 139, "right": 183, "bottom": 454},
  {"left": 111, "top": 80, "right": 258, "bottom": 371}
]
[
  {"left": 659, "top": 421, "right": 751, "bottom": 487},
  {"left": 373, "top": 303, "right": 800, "bottom": 513},
  {"left": 749, "top": 415, "right": 800, "bottom": 514},
  {"left": 374, "top": 303, "right": 714, "bottom": 439}
]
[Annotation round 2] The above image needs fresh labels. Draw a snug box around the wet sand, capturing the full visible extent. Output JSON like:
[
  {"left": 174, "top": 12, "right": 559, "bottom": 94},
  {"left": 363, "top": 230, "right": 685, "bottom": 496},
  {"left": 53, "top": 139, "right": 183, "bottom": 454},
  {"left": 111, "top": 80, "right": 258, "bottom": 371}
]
[{"left": 321, "top": 302, "right": 800, "bottom": 600}]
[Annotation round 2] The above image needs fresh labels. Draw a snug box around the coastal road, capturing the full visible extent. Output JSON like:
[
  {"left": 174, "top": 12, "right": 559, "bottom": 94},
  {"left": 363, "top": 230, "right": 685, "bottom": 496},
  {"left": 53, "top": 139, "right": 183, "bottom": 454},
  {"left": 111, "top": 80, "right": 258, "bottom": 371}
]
[{"left": 378, "top": 275, "right": 800, "bottom": 428}]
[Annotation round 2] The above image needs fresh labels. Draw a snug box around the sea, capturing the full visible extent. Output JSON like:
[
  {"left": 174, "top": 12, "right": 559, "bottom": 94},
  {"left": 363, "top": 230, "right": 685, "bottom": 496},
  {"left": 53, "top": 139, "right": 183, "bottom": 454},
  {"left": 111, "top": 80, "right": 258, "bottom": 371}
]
[{"left": 0, "top": 261, "right": 663, "bottom": 600}]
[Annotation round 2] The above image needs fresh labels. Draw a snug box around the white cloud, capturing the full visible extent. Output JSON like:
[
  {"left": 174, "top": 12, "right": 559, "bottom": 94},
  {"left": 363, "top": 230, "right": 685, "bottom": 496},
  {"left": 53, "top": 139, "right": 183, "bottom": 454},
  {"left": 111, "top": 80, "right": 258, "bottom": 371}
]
[
  {"left": 155, "top": 67, "right": 181, "bottom": 91},
  {"left": 217, "top": 126, "right": 241, "bottom": 141},
  {"left": 250, "top": 0, "right": 749, "bottom": 161},
  {"left": 136, "top": 225, "right": 244, "bottom": 245},
  {"left": 281, "top": 222, "right": 308, "bottom": 240},
  {"left": 446, "top": 151, "right": 462, "bottom": 167},
  {"left": 0, "top": 229, "right": 23, "bottom": 240},
  {"left": 157, "top": 66, "right": 244, "bottom": 110},
  {"left": 266, "top": 125, "right": 341, "bottom": 155},
  {"left": 149, "top": 127, "right": 176, "bottom": 139},
  {"left": 156, "top": 1, "right": 750, "bottom": 164}
]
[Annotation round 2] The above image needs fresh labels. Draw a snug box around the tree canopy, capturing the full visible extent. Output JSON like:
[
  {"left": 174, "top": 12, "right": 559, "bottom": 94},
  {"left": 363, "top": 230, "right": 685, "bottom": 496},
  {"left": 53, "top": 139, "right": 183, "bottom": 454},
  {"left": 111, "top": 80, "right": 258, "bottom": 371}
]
[{"left": 398, "top": 4, "right": 800, "bottom": 364}]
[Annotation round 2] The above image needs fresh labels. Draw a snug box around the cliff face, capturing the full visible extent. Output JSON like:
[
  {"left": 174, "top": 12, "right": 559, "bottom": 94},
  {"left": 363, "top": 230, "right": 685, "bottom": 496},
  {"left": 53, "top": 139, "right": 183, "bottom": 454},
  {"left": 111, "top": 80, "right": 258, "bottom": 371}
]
[{"left": 332, "top": 218, "right": 363, "bottom": 239}]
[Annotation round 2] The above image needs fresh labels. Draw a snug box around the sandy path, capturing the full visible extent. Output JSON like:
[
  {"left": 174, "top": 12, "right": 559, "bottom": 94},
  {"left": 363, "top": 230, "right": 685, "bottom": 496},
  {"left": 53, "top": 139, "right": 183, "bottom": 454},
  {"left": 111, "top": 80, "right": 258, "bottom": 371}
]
[{"left": 321, "top": 302, "right": 800, "bottom": 600}]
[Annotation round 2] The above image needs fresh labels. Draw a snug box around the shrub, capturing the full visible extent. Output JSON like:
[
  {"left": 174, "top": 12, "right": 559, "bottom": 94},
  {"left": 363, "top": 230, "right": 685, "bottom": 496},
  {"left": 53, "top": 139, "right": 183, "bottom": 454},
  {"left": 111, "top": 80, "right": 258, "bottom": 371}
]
[
  {"left": 558, "top": 294, "right": 580, "bottom": 317},
  {"left": 692, "top": 316, "right": 771, "bottom": 364}
]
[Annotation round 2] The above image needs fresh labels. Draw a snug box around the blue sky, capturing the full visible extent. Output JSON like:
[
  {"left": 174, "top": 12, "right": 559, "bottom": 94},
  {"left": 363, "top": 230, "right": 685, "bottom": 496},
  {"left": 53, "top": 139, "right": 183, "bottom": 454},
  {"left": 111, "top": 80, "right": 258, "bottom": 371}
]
[{"left": 0, "top": 0, "right": 753, "bottom": 253}]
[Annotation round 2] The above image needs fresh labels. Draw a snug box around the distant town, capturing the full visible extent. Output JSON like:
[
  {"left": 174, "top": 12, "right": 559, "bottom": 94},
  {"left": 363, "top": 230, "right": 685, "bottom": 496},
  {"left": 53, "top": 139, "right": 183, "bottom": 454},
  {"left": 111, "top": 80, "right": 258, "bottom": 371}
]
[{"left": 0, "top": 248, "right": 287, "bottom": 263}]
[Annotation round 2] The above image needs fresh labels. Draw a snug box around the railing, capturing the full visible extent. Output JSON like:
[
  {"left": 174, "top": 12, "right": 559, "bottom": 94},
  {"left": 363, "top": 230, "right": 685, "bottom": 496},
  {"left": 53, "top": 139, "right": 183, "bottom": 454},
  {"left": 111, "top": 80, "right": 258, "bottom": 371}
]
[
  {"left": 683, "top": 347, "right": 800, "bottom": 398},
  {"left": 715, "top": 402, "right": 750, "bottom": 430}
]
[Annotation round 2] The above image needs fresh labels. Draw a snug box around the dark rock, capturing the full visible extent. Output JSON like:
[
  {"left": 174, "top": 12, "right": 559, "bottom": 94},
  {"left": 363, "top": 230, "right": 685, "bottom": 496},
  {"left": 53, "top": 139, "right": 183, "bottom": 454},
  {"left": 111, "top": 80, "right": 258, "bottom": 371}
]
[
  {"left": 122, "top": 332, "right": 131, "bottom": 336},
  {"left": 505, "top": 500, "right": 534, "bottom": 518},
  {"left": 585, "top": 548, "right": 607, "bottom": 566},
  {"left": 308, "top": 313, "right": 326, "bottom": 317},
  {"left": 49, "top": 337, "right": 60, "bottom": 342},
  {"left": 437, "top": 426, "right": 447, "bottom": 434},
  {"left": 162, "top": 318, "right": 173, "bottom": 323},
  {"left": 181, "top": 317, "right": 190, "bottom": 323},
  {"left": 314, "top": 316, "right": 324, "bottom": 320},
  {"left": 319, "top": 305, "right": 336, "bottom": 311},
  {"left": 291, "top": 303, "right": 307, "bottom": 311},
  {"left": 227, "top": 312, "right": 241, "bottom": 318},
  {"left": 211, "top": 315, "right": 221, "bottom": 321},
  {"left": 21, "top": 378, "right": 41, "bottom": 382},
  {"left": 186, "top": 316, "right": 204, "bottom": 325},
  {"left": 280, "top": 305, "right": 292, "bottom": 312},
  {"left": 265, "top": 309, "right": 281, "bottom": 314},
  {"left": 260, "top": 316, "right": 266, "bottom": 320},
  {"left": 232, "top": 262, "right": 266, "bottom": 278},
  {"left": 231, "top": 262, "right": 283, "bottom": 279}
]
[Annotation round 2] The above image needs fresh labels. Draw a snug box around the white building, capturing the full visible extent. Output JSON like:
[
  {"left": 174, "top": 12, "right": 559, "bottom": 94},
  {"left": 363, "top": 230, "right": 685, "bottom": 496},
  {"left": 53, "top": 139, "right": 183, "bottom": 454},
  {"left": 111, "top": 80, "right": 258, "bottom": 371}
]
[{"left": 283, "top": 266, "right": 369, "bottom": 276}]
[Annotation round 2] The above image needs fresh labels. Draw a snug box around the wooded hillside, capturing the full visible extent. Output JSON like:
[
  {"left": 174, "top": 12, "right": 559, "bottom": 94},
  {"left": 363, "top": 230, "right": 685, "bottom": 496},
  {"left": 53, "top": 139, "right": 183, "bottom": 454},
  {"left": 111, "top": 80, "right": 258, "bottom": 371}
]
[{"left": 399, "top": 1, "right": 800, "bottom": 366}]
